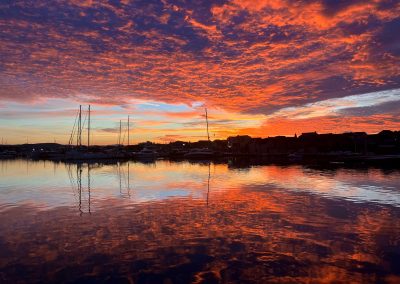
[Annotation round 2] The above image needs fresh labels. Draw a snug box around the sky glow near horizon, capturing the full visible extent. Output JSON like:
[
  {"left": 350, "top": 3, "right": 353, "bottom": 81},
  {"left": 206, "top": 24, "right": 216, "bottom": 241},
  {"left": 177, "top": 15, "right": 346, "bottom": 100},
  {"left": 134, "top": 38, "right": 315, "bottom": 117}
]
[{"left": 0, "top": 0, "right": 399, "bottom": 144}]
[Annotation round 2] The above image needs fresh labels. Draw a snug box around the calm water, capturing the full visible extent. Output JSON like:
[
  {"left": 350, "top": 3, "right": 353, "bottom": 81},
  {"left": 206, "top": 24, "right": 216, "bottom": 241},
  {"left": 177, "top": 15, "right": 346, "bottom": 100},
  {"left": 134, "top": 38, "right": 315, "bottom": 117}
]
[{"left": 0, "top": 159, "right": 400, "bottom": 283}]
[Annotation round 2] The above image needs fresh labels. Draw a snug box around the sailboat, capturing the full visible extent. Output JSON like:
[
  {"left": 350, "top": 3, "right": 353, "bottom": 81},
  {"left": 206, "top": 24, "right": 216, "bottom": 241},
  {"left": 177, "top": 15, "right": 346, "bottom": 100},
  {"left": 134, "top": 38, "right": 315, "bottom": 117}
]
[
  {"left": 65, "top": 105, "right": 110, "bottom": 160},
  {"left": 184, "top": 108, "right": 214, "bottom": 159}
]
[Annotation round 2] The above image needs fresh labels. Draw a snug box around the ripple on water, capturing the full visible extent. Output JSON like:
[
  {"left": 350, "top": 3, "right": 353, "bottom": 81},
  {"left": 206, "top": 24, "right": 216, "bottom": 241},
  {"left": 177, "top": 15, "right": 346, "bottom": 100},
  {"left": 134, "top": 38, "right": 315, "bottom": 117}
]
[{"left": 0, "top": 160, "right": 400, "bottom": 283}]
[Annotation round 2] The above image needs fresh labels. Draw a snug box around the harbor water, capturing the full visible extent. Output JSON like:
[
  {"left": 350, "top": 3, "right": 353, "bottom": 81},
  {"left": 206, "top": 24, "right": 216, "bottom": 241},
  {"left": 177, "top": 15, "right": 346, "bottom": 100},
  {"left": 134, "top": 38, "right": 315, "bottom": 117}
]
[{"left": 0, "top": 159, "right": 399, "bottom": 283}]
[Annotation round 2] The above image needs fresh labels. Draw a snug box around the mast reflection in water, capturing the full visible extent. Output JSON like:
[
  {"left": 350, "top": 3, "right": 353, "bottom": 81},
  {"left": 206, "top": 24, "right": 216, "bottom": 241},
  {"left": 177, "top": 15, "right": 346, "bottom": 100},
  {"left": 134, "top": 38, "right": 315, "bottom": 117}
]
[{"left": 0, "top": 159, "right": 400, "bottom": 283}]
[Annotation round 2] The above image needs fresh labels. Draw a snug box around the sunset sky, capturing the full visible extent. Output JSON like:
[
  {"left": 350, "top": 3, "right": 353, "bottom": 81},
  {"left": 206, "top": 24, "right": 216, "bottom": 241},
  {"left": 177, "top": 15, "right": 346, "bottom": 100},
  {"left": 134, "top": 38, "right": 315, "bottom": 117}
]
[{"left": 0, "top": 0, "right": 399, "bottom": 145}]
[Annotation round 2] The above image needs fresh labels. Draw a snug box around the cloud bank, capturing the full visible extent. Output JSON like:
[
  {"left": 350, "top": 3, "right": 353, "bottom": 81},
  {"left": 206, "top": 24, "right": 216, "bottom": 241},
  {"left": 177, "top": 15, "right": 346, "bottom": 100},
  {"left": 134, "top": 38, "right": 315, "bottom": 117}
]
[{"left": 0, "top": 0, "right": 399, "bottom": 142}]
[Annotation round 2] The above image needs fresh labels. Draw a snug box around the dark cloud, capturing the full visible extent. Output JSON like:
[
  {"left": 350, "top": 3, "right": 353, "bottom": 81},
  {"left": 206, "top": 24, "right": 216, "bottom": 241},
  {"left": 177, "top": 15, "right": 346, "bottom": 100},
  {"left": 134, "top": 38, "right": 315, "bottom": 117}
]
[
  {"left": 320, "top": 0, "right": 369, "bottom": 16},
  {"left": 373, "top": 17, "right": 400, "bottom": 57},
  {"left": 337, "top": 15, "right": 380, "bottom": 35},
  {"left": 101, "top": 127, "right": 119, "bottom": 133},
  {"left": 339, "top": 99, "right": 400, "bottom": 117}
]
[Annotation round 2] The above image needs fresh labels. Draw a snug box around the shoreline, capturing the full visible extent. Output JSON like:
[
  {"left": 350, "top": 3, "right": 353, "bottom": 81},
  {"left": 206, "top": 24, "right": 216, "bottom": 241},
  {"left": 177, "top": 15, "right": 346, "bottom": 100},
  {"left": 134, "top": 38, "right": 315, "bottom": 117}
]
[{"left": 2, "top": 153, "right": 400, "bottom": 168}]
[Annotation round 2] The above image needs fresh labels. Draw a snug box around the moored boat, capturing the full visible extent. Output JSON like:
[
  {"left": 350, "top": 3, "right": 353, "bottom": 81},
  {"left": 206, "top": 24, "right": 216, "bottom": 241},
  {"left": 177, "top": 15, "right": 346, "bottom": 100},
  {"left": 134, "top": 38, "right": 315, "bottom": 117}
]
[
  {"left": 134, "top": 147, "right": 158, "bottom": 159},
  {"left": 0, "top": 150, "right": 17, "bottom": 159},
  {"left": 184, "top": 148, "right": 214, "bottom": 159}
]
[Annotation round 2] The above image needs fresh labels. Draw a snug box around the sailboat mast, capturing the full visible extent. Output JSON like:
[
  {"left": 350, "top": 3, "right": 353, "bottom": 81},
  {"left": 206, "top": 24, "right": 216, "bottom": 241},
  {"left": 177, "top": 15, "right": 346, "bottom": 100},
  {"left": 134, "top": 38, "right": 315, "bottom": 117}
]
[
  {"left": 119, "top": 120, "right": 122, "bottom": 146},
  {"left": 205, "top": 108, "right": 210, "bottom": 142},
  {"left": 77, "top": 105, "right": 82, "bottom": 147},
  {"left": 127, "top": 115, "right": 130, "bottom": 147},
  {"left": 88, "top": 105, "right": 91, "bottom": 148},
  {"left": 76, "top": 107, "right": 79, "bottom": 146}
]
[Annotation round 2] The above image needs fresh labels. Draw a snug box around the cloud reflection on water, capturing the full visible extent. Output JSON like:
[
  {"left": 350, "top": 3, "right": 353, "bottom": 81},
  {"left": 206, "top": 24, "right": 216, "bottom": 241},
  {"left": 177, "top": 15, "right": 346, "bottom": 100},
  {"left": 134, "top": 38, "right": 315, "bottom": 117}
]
[{"left": 0, "top": 160, "right": 399, "bottom": 283}]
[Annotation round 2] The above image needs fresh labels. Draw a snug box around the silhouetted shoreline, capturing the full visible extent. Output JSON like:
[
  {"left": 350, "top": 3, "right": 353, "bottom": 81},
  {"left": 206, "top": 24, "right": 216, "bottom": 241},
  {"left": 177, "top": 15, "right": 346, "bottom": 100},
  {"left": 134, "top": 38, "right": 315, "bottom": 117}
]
[{"left": 1, "top": 130, "right": 399, "bottom": 166}]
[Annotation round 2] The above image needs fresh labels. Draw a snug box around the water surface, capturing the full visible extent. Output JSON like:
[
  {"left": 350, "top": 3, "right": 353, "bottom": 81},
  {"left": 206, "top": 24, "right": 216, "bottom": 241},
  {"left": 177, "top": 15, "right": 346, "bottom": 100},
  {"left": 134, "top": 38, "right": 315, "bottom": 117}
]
[{"left": 0, "top": 159, "right": 400, "bottom": 283}]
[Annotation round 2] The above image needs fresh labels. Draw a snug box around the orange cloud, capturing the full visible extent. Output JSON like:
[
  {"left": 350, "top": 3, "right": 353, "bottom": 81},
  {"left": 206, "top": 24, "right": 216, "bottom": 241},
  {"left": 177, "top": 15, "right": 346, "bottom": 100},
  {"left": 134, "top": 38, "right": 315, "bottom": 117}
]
[{"left": 0, "top": 0, "right": 399, "bottom": 142}]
